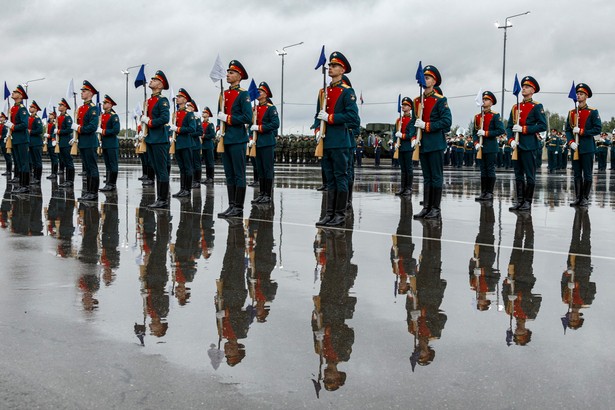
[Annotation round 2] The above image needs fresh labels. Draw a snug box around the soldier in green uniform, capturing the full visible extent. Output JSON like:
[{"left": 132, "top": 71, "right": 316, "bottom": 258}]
[
  {"left": 216, "top": 60, "right": 253, "bottom": 218},
  {"left": 187, "top": 100, "right": 202, "bottom": 188},
  {"left": 595, "top": 132, "right": 609, "bottom": 171},
  {"left": 249, "top": 81, "right": 279, "bottom": 205},
  {"left": 610, "top": 133, "right": 615, "bottom": 170},
  {"left": 341, "top": 74, "right": 360, "bottom": 209},
  {"left": 72, "top": 81, "right": 101, "bottom": 201},
  {"left": 472, "top": 91, "right": 505, "bottom": 201},
  {"left": 393, "top": 96, "right": 415, "bottom": 197},
  {"left": 546, "top": 128, "right": 562, "bottom": 173},
  {"left": 0, "top": 113, "right": 11, "bottom": 178},
  {"left": 6, "top": 85, "right": 31, "bottom": 193},
  {"left": 313, "top": 51, "right": 360, "bottom": 227},
  {"left": 274, "top": 136, "right": 282, "bottom": 163},
  {"left": 502, "top": 136, "right": 512, "bottom": 169},
  {"left": 44, "top": 110, "right": 59, "bottom": 180},
  {"left": 565, "top": 83, "right": 602, "bottom": 207},
  {"left": 27, "top": 100, "right": 44, "bottom": 185},
  {"left": 506, "top": 76, "right": 547, "bottom": 212},
  {"left": 454, "top": 134, "right": 464, "bottom": 168},
  {"left": 56, "top": 98, "right": 75, "bottom": 188},
  {"left": 201, "top": 107, "right": 216, "bottom": 184},
  {"left": 140, "top": 70, "right": 171, "bottom": 208},
  {"left": 560, "top": 136, "right": 569, "bottom": 170},
  {"left": 170, "top": 88, "right": 196, "bottom": 198},
  {"left": 98, "top": 95, "right": 121, "bottom": 192},
  {"left": 409, "top": 65, "right": 452, "bottom": 219},
  {"left": 464, "top": 135, "right": 474, "bottom": 167}
]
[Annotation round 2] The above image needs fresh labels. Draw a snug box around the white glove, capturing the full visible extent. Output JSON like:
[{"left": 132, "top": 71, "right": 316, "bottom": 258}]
[
  {"left": 96, "top": 127, "right": 103, "bottom": 134},
  {"left": 315, "top": 131, "right": 322, "bottom": 142},
  {"left": 169, "top": 137, "right": 176, "bottom": 143},
  {"left": 512, "top": 124, "right": 522, "bottom": 133},
  {"left": 411, "top": 139, "right": 417, "bottom": 148},
  {"left": 250, "top": 125, "right": 259, "bottom": 132},
  {"left": 216, "top": 129, "right": 222, "bottom": 138},
  {"left": 475, "top": 143, "right": 482, "bottom": 149},
  {"left": 71, "top": 123, "right": 79, "bottom": 131},
  {"left": 414, "top": 119, "right": 426, "bottom": 129},
  {"left": 570, "top": 142, "right": 578, "bottom": 151},
  {"left": 69, "top": 138, "right": 77, "bottom": 145},
  {"left": 477, "top": 129, "right": 485, "bottom": 137},
  {"left": 248, "top": 140, "right": 255, "bottom": 147},
  {"left": 52, "top": 140, "right": 57, "bottom": 147},
  {"left": 4, "top": 121, "right": 13, "bottom": 128},
  {"left": 510, "top": 140, "right": 517, "bottom": 149},
  {"left": 217, "top": 112, "right": 228, "bottom": 123},
  {"left": 137, "top": 132, "right": 144, "bottom": 140},
  {"left": 395, "top": 131, "right": 402, "bottom": 138},
  {"left": 169, "top": 124, "right": 178, "bottom": 132},
  {"left": 55, "top": 128, "right": 60, "bottom": 135},
  {"left": 44, "top": 133, "right": 50, "bottom": 138},
  {"left": 572, "top": 126, "right": 580, "bottom": 134},
  {"left": 140, "top": 115, "right": 150, "bottom": 124},
  {"left": 316, "top": 110, "right": 329, "bottom": 122}
]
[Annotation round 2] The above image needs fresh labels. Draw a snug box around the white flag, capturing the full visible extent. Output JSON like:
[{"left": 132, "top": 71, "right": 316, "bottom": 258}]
[
  {"left": 66, "top": 79, "right": 75, "bottom": 101},
  {"left": 209, "top": 54, "right": 226, "bottom": 83},
  {"left": 134, "top": 103, "right": 142, "bottom": 118},
  {"left": 474, "top": 88, "right": 483, "bottom": 107},
  {"left": 2, "top": 99, "right": 8, "bottom": 116}
]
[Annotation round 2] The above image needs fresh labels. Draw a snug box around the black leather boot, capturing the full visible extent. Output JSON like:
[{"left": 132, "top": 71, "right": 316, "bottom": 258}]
[
  {"left": 517, "top": 183, "right": 534, "bottom": 212},
  {"left": 316, "top": 191, "right": 335, "bottom": 226},
  {"left": 226, "top": 186, "right": 245, "bottom": 217},
  {"left": 326, "top": 191, "right": 348, "bottom": 227},
  {"left": 402, "top": 173, "right": 413, "bottom": 196},
  {"left": 173, "top": 174, "right": 185, "bottom": 198},
  {"left": 424, "top": 187, "right": 442, "bottom": 219},
  {"left": 475, "top": 177, "right": 487, "bottom": 201},
  {"left": 414, "top": 185, "right": 431, "bottom": 219},
  {"left": 509, "top": 180, "right": 525, "bottom": 211},
  {"left": 395, "top": 173, "right": 407, "bottom": 196},
  {"left": 578, "top": 181, "right": 591, "bottom": 207},
  {"left": 218, "top": 185, "right": 236, "bottom": 218}
]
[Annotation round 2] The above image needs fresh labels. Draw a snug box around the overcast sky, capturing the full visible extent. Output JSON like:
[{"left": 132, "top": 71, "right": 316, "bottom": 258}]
[{"left": 2, "top": 0, "right": 614, "bottom": 135}]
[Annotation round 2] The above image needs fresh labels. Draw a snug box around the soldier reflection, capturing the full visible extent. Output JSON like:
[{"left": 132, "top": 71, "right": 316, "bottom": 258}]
[
  {"left": 100, "top": 194, "right": 120, "bottom": 286},
  {"left": 391, "top": 200, "right": 416, "bottom": 296},
  {"left": 200, "top": 186, "right": 216, "bottom": 260},
  {"left": 214, "top": 220, "right": 250, "bottom": 367},
  {"left": 10, "top": 196, "right": 31, "bottom": 236},
  {"left": 171, "top": 198, "right": 198, "bottom": 306},
  {"left": 247, "top": 206, "right": 277, "bottom": 323},
  {"left": 54, "top": 190, "right": 76, "bottom": 258},
  {"left": 311, "top": 229, "right": 357, "bottom": 395},
  {"left": 407, "top": 220, "right": 447, "bottom": 371},
  {"left": 561, "top": 210, "right": 595, "bottom": 333},
  {"left": 468, "top": 203, "right": 500, "bottom": 311},
  {"left": 503, "top": 214, "right": 541, "bottom": 346},
  {"left": 138, "top": 201, "right": 171, "bottom": 340},
  {"left": 0, "top": 185, "right": 12, "bottom": 229},
  {"left": 77, "top": 203, "right": 101, "bottom": 312},
  {"left": 28, "top": 191, "right": 43, "bottom": 236}
]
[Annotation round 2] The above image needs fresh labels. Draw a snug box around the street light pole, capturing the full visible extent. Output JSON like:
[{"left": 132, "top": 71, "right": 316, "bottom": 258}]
[
  {"left": 496, "top": 11, "right": 530, "bottom": 112},
  {"left": 275, "top": 42, "right": 303, "bottom": 137},
  {"left": 23, "top": 77, "right": 45, "bottom": 105},
  {"left": 121, "top": 64, "right": 144, "bottom": 138}
]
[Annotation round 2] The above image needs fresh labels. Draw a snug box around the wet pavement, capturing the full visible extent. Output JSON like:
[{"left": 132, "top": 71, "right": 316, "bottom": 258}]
[{"left": 1, "top": 163, "right": 614, "bottom": 409}]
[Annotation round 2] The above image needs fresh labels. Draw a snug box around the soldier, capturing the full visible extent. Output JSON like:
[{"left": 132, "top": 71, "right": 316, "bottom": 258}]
[
  {"left": 140, "top": 70, "right": 171, "bottom": 208},
  {"left": 0, "top": 113, "right": 12, "bottom": 178},
  {"left": 341, "top": 74, "right": 360, "bottom": 210},
  {"left": 274, "top": 135, "right": 282, "bottom": 163},
  {"left": 546, "top": 128, "right": 562, "bottom": 173},
  {"left": 27, "top": 100, "right": 44, "bottom": 185},
  {"left": 71, "top": 81, "right": 101, "bottom": 201},
  {"left": 201, "top": 106, "right": 216, "bottom": 184},
  {"left": 468, "top": 203, "right": 499, "bottom": 311},
  {"left": 502, "top": 135, "right": 512, "bottom": 169},
  {"left": 249, "top": 81, "right": 279, "bottom": 205},
  {"left": 560, "top": 134, "right": 569, "bottom": 170},
  {"left": 313, "top": 51, "right": 360, "bottom": 227},
  {"left": 44, "top": 110, "right": 59, "bottom": 179},
  {"left": 187, "top": 100, "right": 202, "bottom": 188},
  {"left": 5, "top": 85, "right": 31, "bottom": 193},
  {"left": 595, "top": 132, "right": 609, "bottom": 171},
  {"left": 170, "top": 88, "right": 196, "bottom": 198},
  {"left": 535, "top": 133, "right": 544, "bottom": 169},
  {"left": 282, "top": 135, "right": 290, "bottom": 163},
  {"left": 454, "top": 133, "right": 465, "bottom": 168},
  {"left": 506, "top": 76, "right": 547, "bottom": 212},
  {"left": 610, "top": 132, "right": 615, "bottom": 170},
  {"left": 373, "top": 135, "right": 381, "bottom": 167},
  {"left": 473, "top": 91, "right": 505, "bottom": 202},
  {"left": 409, "top": 65, "right": 452, "bottom": 219},
  {"left": 56, "top": 99, "right": 75, "bottom": 188},
  {"left": 98, "top": 95, "right": 121, "bottom": 192},
  {"left": 216, "top": 61, "right": 252, "bottom": 218},
  {"left": 566, "top": 83, "right": 602, "bottom": 207},
  {"left": 393, "top": 97, "right": 415, "bottom": 196},
  {"left": 464, "top": 135, "right": 474, "bottom": 167}
]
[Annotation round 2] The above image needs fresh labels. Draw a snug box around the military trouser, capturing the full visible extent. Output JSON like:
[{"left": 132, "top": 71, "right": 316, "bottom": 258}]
[
  {"left": 79, "top": 147, "right": 99, "bottom": 177},
  {"left": 146, "top": 142, "right": 169, "bottom": 182},
  {"left": 222, "top": 142, "right": 247, "bottom": 187},
  {"left": 102, "top": 148, "right": 119, "bottom": 173},
  {"left": 13, "top": 143, "right": 30, "bottom": 173},
  {"left": 419, "top": 150, "right": 443, "bottom": 188},
  {"left": 322, "top": 148, "right": 349, "bottom": 192},
  {"left": 513, "top": 149, "right": 536, "bottom": 185},
  {"left": 175, "top": 147, "right": 194, "bottom": 176},
  {"left": 479, "top": 152, "right": 497, "bottom": 178},
  {"left": 29, "top": 146, "right": 43, "bottom": 170},
  {"left": 256, "top": 145, "right": 275, "bottom": 180},
  {"left": 571, "top": 152, "right": 593, "bottom": 183}
]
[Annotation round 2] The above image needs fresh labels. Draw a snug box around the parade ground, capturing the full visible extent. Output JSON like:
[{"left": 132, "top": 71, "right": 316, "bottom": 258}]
[{"left": 1, "top": 163, "right": 614, "bottom": 409}]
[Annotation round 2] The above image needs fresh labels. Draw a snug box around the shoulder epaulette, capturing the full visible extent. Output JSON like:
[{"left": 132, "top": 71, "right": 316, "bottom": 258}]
[
  {"left": 238, "top": 87, "right": 246, "bottom": 92},
  {"left": 341, "top": 83, "right": 350, "bottom": 89},
  {"left": 434, "top": 92, "right": 444, "bottom": 98}
]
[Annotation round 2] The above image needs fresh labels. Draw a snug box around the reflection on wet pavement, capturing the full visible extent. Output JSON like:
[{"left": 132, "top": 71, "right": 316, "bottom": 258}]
[{"left": 1, "top": 165, "right": 614, "bottom": 407}]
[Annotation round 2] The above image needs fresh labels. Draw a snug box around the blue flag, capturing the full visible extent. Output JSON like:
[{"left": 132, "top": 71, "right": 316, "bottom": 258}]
[
  {"left": 3, "top": 81, "right": 9, "bottom": 100},
  {"left": 512, "top": 74, "right": 521, "bottom": 97},
  {"left": 568, "top": 81, "right": 577, "bottom": 103},
  {"left": 248, "top": 79, "right": 259, "bottom": 102},
  {"left": 96, "top": 93, "right": 101, "bottom": 114},
  {"left": 397, "top": 94, "right": 402, "bottom": 114},
  {"left": 415, "top": 61, "right": 426, "bottom": 88},
  {"left": 41, "top": 107, "right": 47, "bottom": 121},
  {"left": 134, "top": 64, "right": 146, "bottom": 88},
  {"left": 314, "top": 45, "right": 326, "bottom": 70}
]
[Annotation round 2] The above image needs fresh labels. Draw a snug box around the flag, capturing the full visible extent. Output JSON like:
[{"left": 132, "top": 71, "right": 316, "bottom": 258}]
[
  {"left": 568, "top": 81, "right": 577, "bottom": 103},
  {"left": 415, "top": 61, "right": 426, "bottom": 88},
  {"left": 134, "top": 64, "right": 147, "bottom": 88},
  {"left": 66, "top": 79, "right": 75, "bottom": 100},
  {"left": 41, "top": 107, "right": 47, "bottom": 121},
  {"left": 474, "top": 88, "right": 483, "bottom": 107},
  {"left": 248, "top": 79, "right": 259, "bottom": 102},
  {"left": 314, "top": 45, "right": 326, "bottom": 70},
  {"left": 397, "top": 94, "right": 401, "bottom": 114},
  {"left": 2, "top": 100, "right": 8, "bottom": 116},
  {"left": 512, "top": 74, "right": 521, "bottom": 97},
  {"left": 96, "top": 92, "right": 101, "bottom": 114},
  {"left": 3, "top": 81, "right": 9, "bottom": 100},
  {"left": 134, "top": 103, "right": 142, "bottom": 118},
  {"left": 209, "top": 54, "right": 226, "bottom": 83},
  {"left": 360, "top": 91, "right": 364, "bottom": 105}
]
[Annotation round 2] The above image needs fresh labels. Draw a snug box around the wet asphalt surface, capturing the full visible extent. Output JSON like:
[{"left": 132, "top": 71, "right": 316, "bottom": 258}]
[{"left": 0, "top": 162, "right": 614, "bottom": 409}]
